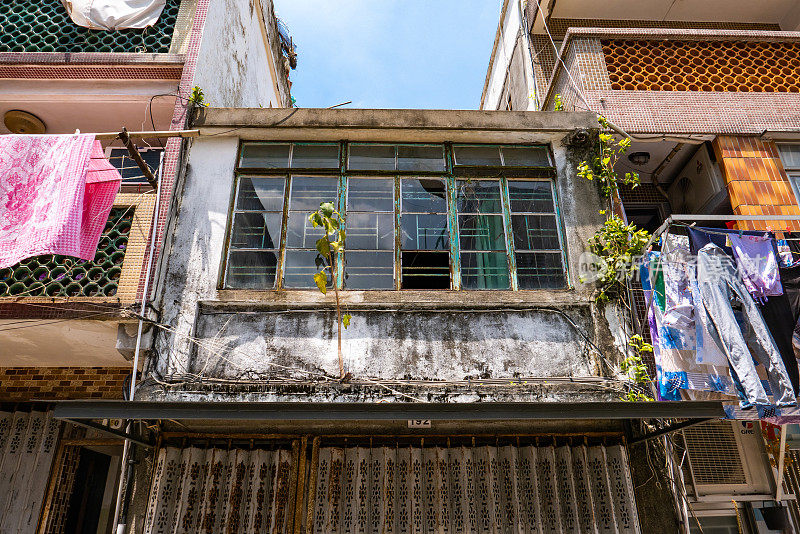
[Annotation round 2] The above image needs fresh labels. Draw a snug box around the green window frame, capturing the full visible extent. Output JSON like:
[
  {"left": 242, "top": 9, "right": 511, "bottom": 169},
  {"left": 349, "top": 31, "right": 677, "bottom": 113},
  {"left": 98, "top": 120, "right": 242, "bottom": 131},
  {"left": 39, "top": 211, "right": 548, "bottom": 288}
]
[{"left": 223, "top": 142, "right": 567, "bottom": 291}]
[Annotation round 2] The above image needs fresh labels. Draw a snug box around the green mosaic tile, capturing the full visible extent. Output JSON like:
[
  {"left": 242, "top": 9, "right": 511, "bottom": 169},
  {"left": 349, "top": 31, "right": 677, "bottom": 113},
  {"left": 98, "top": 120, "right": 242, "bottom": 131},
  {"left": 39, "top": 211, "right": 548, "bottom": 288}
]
[
  {"left": 0, "top": 207, "right": 133, "bottom": 297},
  {"left": 0, "top": 0, "right": 181, "bottom": 53}
]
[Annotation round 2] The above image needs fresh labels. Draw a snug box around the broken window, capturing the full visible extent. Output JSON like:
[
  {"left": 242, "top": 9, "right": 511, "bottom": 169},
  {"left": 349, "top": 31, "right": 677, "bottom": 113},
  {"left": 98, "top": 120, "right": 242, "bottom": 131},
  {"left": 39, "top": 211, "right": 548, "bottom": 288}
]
[
  {"left": 508, "top": 180, "right": 565, "bottom": 288},
  {"left": 224, "top": 176, "right": 285, "bottom": 289},
  {"left": 343, "top": 178, "right": 395, "bottom": 289},
  {"left": 283, "top": 176, "right": 339, "bottom": 288},
  {"left": 457, "top": 180, "right": 510, "bottom": 289},
  {"left": 228, "top": 142, "right": 565, "bottom": 292},
  {"left": 400, "top": 178, "right": 450, "bottom": 289}
]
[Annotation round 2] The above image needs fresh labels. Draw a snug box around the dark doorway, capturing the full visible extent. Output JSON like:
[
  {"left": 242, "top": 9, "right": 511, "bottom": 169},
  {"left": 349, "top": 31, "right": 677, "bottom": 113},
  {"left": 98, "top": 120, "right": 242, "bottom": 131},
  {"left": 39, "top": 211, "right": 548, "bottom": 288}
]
[{"left": 64, "top": 448, "right": 111, "bottom": 534}]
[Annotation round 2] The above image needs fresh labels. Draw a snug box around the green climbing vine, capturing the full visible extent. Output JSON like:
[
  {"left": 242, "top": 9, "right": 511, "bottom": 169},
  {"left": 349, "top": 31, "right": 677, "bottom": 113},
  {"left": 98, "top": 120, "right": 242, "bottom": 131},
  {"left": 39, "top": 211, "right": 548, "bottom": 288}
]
[
  {"left": 577, "top": 115, "right": 654, "bottom": 401},
  {"left": 621, "top": 335, "right": 654, "bottom": 401},
  {"left": 309, "top": 201, "right": 351, "bottom": 380}
]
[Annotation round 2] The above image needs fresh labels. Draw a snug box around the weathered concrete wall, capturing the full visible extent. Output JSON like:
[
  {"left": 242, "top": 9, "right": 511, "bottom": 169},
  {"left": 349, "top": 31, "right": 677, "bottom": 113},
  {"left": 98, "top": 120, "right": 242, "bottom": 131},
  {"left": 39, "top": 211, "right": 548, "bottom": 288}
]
[
  {"left": 482, "top": 0, "right": 528, "bottom": 110},
  {"left": 149, "top": 112, "right": 611, "bottom": 403},
  {"left": 190, "top": 308, "right": 595, "bottom": 380},
  {"left": 193, "top": 0, "right": 288, "bottom": 108}
]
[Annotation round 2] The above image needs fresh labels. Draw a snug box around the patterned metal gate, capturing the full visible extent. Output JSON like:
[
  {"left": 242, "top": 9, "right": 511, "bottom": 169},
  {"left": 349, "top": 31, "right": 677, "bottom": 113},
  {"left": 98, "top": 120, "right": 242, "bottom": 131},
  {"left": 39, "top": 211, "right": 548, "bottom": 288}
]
[
  {"left": 0, "top": 410, "right": 60, "bottom": 533},
  {"left": 144, "top": 445, "right": 298, "bottom": 534},
  {"left": 310, "top": 444, "right": 640, "bottom": 534}
]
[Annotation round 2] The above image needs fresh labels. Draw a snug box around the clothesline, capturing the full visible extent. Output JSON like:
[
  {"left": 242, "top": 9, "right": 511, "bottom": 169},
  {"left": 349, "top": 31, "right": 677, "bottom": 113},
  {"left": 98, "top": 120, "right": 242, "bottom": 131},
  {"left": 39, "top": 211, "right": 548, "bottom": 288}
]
[
  {"left": 644, "top": 214, "right": 800, "bottom": 252},
  {"left": 668, "top": 221, "right": 800, "bottom": 240}
]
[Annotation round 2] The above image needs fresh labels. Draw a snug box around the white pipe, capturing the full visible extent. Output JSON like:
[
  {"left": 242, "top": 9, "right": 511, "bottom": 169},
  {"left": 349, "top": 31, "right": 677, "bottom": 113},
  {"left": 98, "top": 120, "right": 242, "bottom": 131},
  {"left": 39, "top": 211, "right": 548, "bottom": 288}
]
[{"left": 112, "top": 151, "right": 164, "bottom": 533}]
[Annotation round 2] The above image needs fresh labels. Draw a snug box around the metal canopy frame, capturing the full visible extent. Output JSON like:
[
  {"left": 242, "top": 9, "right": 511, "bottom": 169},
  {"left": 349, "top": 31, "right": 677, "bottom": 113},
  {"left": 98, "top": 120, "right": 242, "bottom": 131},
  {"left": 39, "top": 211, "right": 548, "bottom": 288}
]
[{"left": 52, "top": 400, "right": 726, "bottom": 422}]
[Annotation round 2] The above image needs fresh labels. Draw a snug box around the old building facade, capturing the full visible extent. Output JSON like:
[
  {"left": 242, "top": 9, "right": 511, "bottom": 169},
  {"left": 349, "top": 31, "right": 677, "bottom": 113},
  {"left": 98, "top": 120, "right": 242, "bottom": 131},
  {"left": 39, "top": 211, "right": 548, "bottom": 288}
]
[
  {"left": 482, "top": 0, "right": 800, "bottom": 531},
  {"left": 0, "top": 0, "right": 291, "bottom": 532}
]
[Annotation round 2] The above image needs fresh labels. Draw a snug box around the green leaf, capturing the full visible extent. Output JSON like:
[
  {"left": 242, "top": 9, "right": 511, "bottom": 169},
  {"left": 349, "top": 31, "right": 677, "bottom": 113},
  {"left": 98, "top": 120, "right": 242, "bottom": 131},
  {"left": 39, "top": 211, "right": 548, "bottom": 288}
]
[
  {"left": 342, "top": 314, "right": 351, "bottom": 329},
  {"left": 316, "top": 237, "right": 330, "bottom": 256},
  {"left": 309, "top": 212, "right": 323, "bottom": 227},
  {"left": 313, "top": 270, "right": 328, "bottom": 294},
  {"left": 320, "top": 202, "right": 335, "bottom": 218}
]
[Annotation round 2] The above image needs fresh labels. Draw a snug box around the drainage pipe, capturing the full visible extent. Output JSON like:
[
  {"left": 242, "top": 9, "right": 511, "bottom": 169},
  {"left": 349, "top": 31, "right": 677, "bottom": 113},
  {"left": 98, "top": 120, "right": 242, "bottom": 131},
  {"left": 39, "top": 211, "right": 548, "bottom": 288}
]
[{"left": 112, "top": 151, "right": 164, "bottom": 533}]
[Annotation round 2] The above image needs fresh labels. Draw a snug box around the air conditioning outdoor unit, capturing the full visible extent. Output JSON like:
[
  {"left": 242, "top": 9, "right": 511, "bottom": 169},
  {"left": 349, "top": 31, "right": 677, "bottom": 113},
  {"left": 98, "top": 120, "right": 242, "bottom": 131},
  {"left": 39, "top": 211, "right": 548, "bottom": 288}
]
[
  {"left": 683, "top": 420, "right": 773, "bottom": 498},
  {"left": 668, "top": 143, "right": 727, "bottom": 214}
]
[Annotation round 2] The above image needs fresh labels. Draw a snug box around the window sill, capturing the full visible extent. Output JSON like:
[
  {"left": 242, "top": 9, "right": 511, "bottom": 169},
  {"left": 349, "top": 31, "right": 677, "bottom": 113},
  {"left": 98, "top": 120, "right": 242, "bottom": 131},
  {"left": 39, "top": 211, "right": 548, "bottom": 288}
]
[{"left": 208, "top": 288, "right": 588, "bottom": 310}]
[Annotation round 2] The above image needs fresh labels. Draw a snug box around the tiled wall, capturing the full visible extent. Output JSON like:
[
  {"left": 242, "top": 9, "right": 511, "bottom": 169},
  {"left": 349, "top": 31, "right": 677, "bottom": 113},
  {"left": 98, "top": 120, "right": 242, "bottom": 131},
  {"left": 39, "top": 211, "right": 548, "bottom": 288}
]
[
  {"left": 713, "top": 136, "right": 800, "bottom": 231},
  {"left": 602, "top": 40, "right": 800, "bottom": 92},
  {"left": 528, "top": 20, "right": 777, "bottom": 108},
  {"left": 0, "top": 367, "right": 130, "bottom": 399},
  {"left": 542, "top": 31, "right": 800, "bottom": 134}
]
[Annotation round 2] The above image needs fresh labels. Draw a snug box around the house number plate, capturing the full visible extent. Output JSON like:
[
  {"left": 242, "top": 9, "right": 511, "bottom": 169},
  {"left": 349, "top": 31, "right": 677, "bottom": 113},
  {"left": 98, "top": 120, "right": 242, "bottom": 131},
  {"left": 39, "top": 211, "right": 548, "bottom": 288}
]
[{"left": 407, "top": 419, "right": 431, "bottom": 428}]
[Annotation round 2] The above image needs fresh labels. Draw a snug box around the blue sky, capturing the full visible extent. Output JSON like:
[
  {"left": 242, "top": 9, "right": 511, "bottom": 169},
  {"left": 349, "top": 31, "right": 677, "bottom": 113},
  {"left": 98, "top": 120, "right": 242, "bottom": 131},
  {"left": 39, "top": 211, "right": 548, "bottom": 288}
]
[{"left": 272, "top": 0, "right": 501, "bottom": 109}]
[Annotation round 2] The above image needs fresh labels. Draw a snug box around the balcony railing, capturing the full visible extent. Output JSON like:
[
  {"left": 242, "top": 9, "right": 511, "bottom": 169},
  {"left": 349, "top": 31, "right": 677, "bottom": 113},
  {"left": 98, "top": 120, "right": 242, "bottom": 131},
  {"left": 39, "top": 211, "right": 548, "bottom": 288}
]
[
  {"left": 0, "top": 0, "right": 181, "bottom": 54},
  {"left": 0, "top": 206, "right": 132, "bottom": 298}
]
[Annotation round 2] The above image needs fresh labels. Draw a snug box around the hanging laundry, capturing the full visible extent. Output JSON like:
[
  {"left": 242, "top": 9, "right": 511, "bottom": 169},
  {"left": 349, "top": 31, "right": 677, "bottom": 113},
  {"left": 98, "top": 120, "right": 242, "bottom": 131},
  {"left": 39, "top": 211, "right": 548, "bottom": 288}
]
[
  {"left": 759, "top": 292, "right": 800, "bottom": 393},
  {"left": 729, "top": 233, "right": 783, "bottom": 302},
  {"left": 785, "top": 231, "right": 800, "bottom": 263},
  {"left": 641, "top": 248, "right": 733, "bottom": 400},
  {"left": 777, "top": 238, "right": 794, "bottom": 267},
  {"left": 60, "top": 0, "right": 166, "bottom": 30},
  {"left": 697, "top": 243, "right": 796, "bottom": 407},
  {"left": 687, "top": 226, "right": 777, "bottom": 257},
  {"left": 0, "top": 134, "right": 122, "bottom": 269}
]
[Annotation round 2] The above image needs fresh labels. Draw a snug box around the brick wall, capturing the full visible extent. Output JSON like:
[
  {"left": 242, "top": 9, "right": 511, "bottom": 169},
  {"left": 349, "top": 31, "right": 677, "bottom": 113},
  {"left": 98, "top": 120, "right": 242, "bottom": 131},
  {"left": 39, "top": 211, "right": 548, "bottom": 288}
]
[
  {"left": 0, "top": 367, "right": 130, "bottom": 400},
  {"left": 713, "top": 136, "right": 800, "bottom": 231}
]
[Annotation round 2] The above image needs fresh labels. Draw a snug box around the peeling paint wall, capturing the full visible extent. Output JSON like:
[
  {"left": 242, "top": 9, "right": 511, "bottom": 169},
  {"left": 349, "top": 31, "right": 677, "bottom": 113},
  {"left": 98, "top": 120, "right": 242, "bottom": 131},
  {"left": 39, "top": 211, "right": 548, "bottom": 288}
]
[
  {"left": 192, "top": 0, "right": 288, "bottom": 108},
  {"left": 150, "top": 118, "right": 613, "bottom": 403},
  {"left": 190, "top": 308, "right": 596, "bottom": 380}
]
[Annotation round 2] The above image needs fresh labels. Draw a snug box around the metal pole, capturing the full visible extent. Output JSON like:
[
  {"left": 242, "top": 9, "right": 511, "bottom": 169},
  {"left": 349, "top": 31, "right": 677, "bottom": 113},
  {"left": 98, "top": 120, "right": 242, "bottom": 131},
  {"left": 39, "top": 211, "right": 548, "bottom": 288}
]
[
  {"left": 119, "top": 128, "right": 157, "bottom": 189},
  {"left": 776, "top": 424, "right": 788, "bottom": 502},
  {"left": 112, "top": 151, "right": 164, "bottom": 533}
]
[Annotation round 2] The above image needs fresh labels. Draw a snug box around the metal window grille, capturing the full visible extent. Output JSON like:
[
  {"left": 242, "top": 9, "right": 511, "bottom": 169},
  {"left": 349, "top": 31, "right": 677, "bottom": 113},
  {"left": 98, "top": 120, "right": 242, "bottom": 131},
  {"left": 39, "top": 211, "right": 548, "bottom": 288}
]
[
  {"left": 0, "top": 206, "right": 134, "bottom": 297},
  {"left": 0, "top": 0, "right": 181, "bottom": 53}
]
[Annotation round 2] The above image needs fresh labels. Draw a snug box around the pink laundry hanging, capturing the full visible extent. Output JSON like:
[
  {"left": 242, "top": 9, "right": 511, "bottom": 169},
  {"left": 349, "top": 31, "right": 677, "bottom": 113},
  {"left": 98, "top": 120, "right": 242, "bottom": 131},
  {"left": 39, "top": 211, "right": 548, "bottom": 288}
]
[{"left": 0, "top": 134, "right": 122, "bottom": 268}]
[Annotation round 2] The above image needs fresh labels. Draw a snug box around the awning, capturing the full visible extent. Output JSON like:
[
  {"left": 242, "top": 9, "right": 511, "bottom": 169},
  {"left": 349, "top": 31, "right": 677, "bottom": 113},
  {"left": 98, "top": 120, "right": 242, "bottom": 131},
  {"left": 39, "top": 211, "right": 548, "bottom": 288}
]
[{"left": 53, "top": 400, "right": 726, "bottom": 421}]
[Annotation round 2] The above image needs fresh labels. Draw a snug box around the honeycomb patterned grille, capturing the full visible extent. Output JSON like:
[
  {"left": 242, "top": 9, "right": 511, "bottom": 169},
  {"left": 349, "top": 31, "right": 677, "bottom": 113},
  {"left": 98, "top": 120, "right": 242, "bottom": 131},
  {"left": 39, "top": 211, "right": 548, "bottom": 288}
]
[
  {"left": 602, "top": 40, "right": 800, "bottom": 93},
  {"left": 0, "top": 0, "right": 180, "bottom": 53},
  {"left": 0, "top": 207, "right": 133, "bottom": 298}
]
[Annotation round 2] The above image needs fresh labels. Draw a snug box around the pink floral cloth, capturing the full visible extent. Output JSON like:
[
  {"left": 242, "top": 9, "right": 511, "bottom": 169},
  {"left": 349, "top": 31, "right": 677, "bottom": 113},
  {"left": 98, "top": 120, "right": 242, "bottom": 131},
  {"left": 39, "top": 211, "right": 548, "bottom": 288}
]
[{"left": 0, "top": 134, "right": 122, "bottom": 268}]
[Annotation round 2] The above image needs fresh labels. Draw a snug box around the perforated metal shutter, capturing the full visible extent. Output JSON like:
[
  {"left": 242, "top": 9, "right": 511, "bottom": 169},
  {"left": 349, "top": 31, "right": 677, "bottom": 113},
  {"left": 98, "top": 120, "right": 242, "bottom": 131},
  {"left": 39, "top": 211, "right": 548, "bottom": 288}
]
[
  {"left": 683, "top": 422, "right": 747, "bottom": 485},
  {"left": 143, "top": 446, "right": 297, "bottom": 534},
  {"left": 311, "top": 444, "right": 640, "bottom": 534},
  {"left": 0, "top": 410, "right": 60, "bottom": 533}
]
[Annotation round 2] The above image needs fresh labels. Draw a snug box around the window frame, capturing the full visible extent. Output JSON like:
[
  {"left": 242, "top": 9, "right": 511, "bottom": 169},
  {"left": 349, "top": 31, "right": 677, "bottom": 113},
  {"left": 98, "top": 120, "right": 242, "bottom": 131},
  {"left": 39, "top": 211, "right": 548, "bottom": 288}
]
[
  {"left": 224, "top": 141, "right": 567, "bottom": 291},
  {"left": 777, "top": 143, "right": 800, "bottom": 207}
]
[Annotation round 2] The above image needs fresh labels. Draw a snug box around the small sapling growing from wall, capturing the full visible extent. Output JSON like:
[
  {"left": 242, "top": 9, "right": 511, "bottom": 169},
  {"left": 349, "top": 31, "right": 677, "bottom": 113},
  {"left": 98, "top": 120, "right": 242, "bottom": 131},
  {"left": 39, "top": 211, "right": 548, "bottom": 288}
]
[{"left": 309, "top": 201, "right": 351, "bottom": 379}]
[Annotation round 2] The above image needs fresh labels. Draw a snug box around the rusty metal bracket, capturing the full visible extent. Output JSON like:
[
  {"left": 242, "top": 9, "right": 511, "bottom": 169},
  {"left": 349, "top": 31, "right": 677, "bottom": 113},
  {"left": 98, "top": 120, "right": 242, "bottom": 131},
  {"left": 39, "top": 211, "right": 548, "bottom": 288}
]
[{"left": 119, "top": 127, "right": 158, "bottom": 189}]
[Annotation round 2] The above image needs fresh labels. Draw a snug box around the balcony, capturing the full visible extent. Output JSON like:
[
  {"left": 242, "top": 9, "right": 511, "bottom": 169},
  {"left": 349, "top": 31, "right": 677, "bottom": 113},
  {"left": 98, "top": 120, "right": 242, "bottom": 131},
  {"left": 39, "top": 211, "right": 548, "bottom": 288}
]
[
  {"left": 0, "top": 165, "right": 158, "bottom": 367},
  {"left": 0, "top": 0, "right": 185, "bottom": 54},
  {"left": 540, "top": 29, "right": 800, "bottom": 135}
]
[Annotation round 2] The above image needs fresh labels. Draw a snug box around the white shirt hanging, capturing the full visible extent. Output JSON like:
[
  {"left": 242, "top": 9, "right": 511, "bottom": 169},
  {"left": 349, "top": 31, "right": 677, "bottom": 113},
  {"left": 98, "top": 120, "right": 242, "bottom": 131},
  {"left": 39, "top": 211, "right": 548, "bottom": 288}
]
[{"left": 60, "top": 0, "right": 166, "bottom": 30}]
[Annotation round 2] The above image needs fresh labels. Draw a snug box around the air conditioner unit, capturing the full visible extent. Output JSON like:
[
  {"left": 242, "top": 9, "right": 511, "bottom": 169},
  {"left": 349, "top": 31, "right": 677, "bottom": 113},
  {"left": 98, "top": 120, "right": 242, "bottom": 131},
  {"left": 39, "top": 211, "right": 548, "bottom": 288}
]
[
  {"left": 668, "top": 143, "right": 727, "bottom": 214},
  {"left": 683, "top": 421, "right": 773, "bottom": 498}
]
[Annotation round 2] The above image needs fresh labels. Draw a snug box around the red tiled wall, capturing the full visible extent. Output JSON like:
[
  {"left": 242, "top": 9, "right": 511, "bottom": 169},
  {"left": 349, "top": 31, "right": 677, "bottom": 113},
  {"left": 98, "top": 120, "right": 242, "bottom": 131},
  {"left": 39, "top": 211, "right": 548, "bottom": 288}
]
[
  {"left": 0, "top": 367, "right": 130, "bottom": 400},
  {"left": 713, "top": 136, "right": 800, "bottom": 231},
  {"left": 137, "top": 0, "right": 211, "bottom": 301}
]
